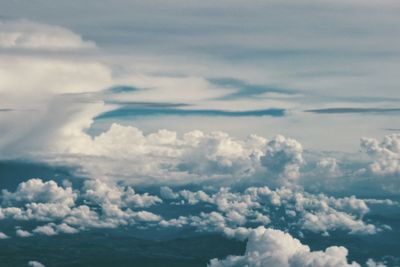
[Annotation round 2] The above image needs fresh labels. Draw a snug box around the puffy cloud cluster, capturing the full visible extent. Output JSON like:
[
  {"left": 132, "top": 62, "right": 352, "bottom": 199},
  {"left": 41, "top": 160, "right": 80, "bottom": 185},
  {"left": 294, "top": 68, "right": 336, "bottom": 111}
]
[
  {"left": 261, "top": 135, "right": 304, "bottom": 180},
  {"left": 0, "top": 179, "right": 162, "bottom": 237},
  {"left": 159, "top": 185, "right": 382, "bottom": 235},
  {"left": 56, "top": 123, "right": 266, "bottom": 182},
  {"left": 357, "top": 134, "right": 400, "bottom": 193},
  {"left": 0, "top": 177, "right": 397, "bottom": 267},
  {"left": 2, "top": 179, "right": 76, "bottom": 207},
  {"left": 361, "top": 134, "right": 400, "bottom": 176},
  {"left": 83, "top": 179, "right": 162, "bottom": 208},
  {"left": 208, "top": 227, "right": 361, "bottom": 267},
  {"left": 52, "top": 123, "right": 307, "bottom": 185},
  {"left": 1, "top": 178, "right": 391, "bottom": 239},
  {"left": 0, "top": 20, "right": 95, "bottom": 50}
]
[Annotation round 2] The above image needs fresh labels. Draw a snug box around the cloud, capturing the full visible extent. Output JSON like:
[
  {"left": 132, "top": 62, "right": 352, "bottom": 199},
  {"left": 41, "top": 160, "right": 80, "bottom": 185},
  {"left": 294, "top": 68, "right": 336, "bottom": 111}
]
[
  {"left": 16, "top": 229, "right": 32, "bottom": 238},
  {"left": 361, "top": 134, "right": 400, "bottom": 176},
  {"left": 0, "top": 56, "right": 112, "bottom": 159},
  {"left": 0, "top": 177, "right": 388, "bottom": 239},
  {"left": 1, "top": 178, "right": 77, "bottom": 207},
  {"left": 48, "top": 123, "right": 264, "bottom": 183},
  {"left": 366, "top": 259, "right": 388, "bottom": 267},
  {"left": 28, "top": 261, "right": 45, "bottom": 267},
  {"left": 315, "top": 157, "right": 342, "bottom": 177},
  {"left": 0, "top": 232, "right": 9, "bottom": 239},
  {"left": 261, "top": 135, "right": 304, "bottom": 181},
  {"left": 83, "top": 179, "right": 162, "bottom": 208},
  {"left": 0, "top": 57, "right": 111, "bottom": 96},
  {"left": 160, "top": 186, "right": 179, "bottom": 199},
  {"left": 208, "top": 227, "right": 361, "bottom": 267},
  {"left": 0, "top": 20, "right": 95, "bottom": 50},
  {"left": 305, "top": 108, "right": 400, "bottom": 114},
  {"left": 160, "top": 185, "right": 381, "bottom": 236},
  {"left": 33, "top": 224, "right": 57, "bottom": 236},
  {"left": 0, "top": 178, "right": 163, "bottom": 236}
]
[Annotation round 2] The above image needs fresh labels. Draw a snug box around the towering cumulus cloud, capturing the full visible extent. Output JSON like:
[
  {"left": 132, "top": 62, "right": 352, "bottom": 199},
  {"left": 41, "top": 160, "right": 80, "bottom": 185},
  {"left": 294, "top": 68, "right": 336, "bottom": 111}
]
[{"left": 0, "top": 20, "right": 112, "bottom": 158}]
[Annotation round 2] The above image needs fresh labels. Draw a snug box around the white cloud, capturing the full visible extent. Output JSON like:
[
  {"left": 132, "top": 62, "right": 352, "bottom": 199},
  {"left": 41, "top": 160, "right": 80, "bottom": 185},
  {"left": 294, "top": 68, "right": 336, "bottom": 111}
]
[
  {"left": 0, "top": 20, "right": 95, "bottom": 50},
  {"left": 16, "top": 229, "right": 33, "bottom": 238},
  {"left": 261, "top": 135, "right": 304, "bottom": 181},
  {"left": 361, "top": 134, "right": 400, "bottom": 176},
  {"left": 159, "top": 185, "right": 380, "bottom": 236},
  {"left": 366, "top": 259, "right": 388, "bottom": 267},
  {"left": 0, "top": 56, "right": 111, "bottom": 96},
  {"left": 0, "top": 232, "right": 9, "bottom": 239},
  {"left": 114, "top": 74, "right": 235, "bottom": 104},
  {"left": 28, "top": 261, "right": 45, "bottom": 267},
  {"left": 0, "top": 178, "right": 163, "bottom": 236},
  {"left": 33, "top": 224, "right": 57, "bottom": 236},
  {"left": 47, "top": 122, "right": 308, "bottom": 185},
  {"left": 2, "top": 178, "right": 76, "bottom": 207},
  {"left": 208, "top": 227, "right": 361, "bottom": 267},
  {"left": 83, "top": 179, "right": 162, "bottom": 208},
  {"left": 0, "top": 21, "right": 112, "bottom": 160}
]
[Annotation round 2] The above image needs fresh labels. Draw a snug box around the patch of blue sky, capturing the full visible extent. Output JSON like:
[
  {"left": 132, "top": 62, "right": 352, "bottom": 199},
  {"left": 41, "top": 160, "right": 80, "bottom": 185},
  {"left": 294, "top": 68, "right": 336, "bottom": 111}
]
[
  {"left": 95, "top": 107, "right": 285, "bottom": 120},
  {"left": 105, "top": 85, "right": 140, "bottom": 94}
]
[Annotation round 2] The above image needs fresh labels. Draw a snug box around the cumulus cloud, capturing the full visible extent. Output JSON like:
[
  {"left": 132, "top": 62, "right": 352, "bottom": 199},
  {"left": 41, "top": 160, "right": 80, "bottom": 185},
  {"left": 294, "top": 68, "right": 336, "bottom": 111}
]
[
  {"left": 83, "top": 179, "right": 162, "bottom": 208},
  {"left": 0, "top": 178, "right": 383, "bottom": 239},
  {"left": 0, "top": 178, "right": 163, "bottom": 237},
  {"left": 33, "top": 224, "right": 57, "bottom": 236},
  {"left": 261, "top": 135, "right": 304, "bottom": 181},
  {"left": 16, "top": 229, "right": 33, "bottom": 238},
  {"left": 160, "top": 185, "right": 381, "bottom": 236},
  {"left": 355, "top": 134, "right": 400, "bottom": 193},
  {"left": 2, "top": 178, "right": 76, "bottom": 207},
  {"left": 0, "top": 20, "right": 95, "bottom": 50},
  {"left": 47, "top": 122, "right": 308, "bottom": 185},
  {"left": 361, "top": 134, "right": 400, "bottom": 176},
  {"left": 50, "top": 123, "right": 265, "bottom": 183},
  {"left": 208, "top": 227, "right": 360, "bottom": 267}
]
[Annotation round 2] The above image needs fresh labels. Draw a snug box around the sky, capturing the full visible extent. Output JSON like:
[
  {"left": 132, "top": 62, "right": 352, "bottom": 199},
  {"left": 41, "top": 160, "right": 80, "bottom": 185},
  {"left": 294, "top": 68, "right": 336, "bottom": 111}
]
[{"left": 0, "top": 1, "right": 399, "bottom": 267}]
